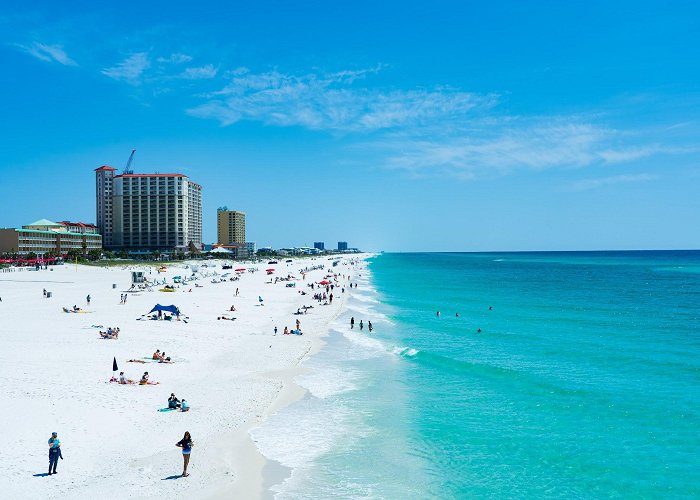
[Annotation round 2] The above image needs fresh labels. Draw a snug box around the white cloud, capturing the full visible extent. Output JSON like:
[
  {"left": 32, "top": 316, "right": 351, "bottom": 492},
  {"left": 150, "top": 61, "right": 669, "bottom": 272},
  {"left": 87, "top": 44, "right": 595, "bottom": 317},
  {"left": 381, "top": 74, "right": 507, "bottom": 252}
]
[
  {"left": 380, "top": 121, "right": 615, "bottom": 176},
  {"left": 16, "top": 42, "right": 77, "bottom": 66},
  {"left": 157, "top": 53, "right": 192, "bottom": 64},
  {"left": 102, "top": 53, "right": 150, "bottom": 85},
  {"left": 569, "top": 173, "right": 657, "bottom": 191},
  {"left": 92, "top": 56, "right": 688, "bottom": 181},
  {"left": 180, "top": 64, "right": 218, "bottom": 80},
  {"left": 186, "top": 68, "right": 496, "bottom": 131}
]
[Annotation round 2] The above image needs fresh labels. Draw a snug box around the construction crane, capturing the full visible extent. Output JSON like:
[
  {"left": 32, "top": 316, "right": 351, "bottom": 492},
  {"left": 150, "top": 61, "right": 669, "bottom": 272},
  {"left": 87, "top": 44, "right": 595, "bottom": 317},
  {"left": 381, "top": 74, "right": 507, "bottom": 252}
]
[{"left": 123, "top": 149, "right": 135, "bottom": 175}]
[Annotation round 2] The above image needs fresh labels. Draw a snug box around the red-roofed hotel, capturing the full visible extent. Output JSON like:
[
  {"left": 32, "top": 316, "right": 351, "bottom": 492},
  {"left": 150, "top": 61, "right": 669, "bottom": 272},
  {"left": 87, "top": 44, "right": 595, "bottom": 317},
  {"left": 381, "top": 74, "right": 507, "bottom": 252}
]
[{"left": 96, "top": 166, "right": 202, "bottom": 251}]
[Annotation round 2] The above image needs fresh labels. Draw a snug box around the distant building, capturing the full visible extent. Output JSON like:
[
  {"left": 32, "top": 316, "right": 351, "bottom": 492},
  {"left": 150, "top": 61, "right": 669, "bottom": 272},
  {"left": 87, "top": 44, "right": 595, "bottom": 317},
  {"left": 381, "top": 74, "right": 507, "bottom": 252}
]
[
  {"left": 314, "top": 242, "right": 325, "bottom": 251},
  {"left": 0, "top": 219, "right": 102, "bottom": 256},
  {"left": 217, "top": 209, "right": 246, "bottom": 246},
  {"left": 337, "top": 241, "right": 348, "bottom": 251},
  {"left": 245, "top": 241, "right": 257, "bottom": 256},
  {"left": 95, "top": 166, "right": 202, "bottom": 252}
]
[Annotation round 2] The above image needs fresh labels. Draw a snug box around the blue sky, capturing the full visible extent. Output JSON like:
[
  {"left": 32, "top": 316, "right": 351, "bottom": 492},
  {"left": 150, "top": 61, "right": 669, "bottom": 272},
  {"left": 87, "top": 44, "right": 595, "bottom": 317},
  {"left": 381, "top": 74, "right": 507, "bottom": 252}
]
[{"left": 1, "top": 0, "right": 698, "bottom": 251}]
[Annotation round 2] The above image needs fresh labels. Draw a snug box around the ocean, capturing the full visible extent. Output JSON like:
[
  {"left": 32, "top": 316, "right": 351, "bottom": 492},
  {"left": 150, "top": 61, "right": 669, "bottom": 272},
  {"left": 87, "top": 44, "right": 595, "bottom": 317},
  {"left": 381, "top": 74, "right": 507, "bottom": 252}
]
[{"left": 252, "top": 251, "right": 700, "bottom": 498}]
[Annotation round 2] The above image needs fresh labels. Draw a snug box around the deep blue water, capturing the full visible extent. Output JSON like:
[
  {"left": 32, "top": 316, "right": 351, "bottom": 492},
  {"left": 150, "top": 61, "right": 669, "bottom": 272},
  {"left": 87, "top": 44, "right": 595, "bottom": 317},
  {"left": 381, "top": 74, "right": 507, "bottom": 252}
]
[{"left": 253, "top": 251, "right": 700, "bottom": 498}]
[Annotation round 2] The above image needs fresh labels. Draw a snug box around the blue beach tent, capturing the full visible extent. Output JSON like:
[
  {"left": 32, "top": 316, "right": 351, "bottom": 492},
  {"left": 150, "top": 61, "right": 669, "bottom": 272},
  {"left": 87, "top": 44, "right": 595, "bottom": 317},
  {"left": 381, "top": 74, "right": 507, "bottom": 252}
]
[{"left": 148, "top": 304, "right": 181, "bottom": 315}]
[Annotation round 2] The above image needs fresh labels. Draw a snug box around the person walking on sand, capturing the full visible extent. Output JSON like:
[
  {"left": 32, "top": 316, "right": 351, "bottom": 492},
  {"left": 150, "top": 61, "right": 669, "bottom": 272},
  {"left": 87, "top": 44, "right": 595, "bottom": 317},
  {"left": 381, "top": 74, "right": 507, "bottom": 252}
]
[
  {"left": 86, "top": 294, "right": 91, "bottom": 305},
  {"left": 176, "top": 431, "right": 194, "bottom": 477},
  {"left": 48, "top": 432, "right": 62, "bottom": 475}
]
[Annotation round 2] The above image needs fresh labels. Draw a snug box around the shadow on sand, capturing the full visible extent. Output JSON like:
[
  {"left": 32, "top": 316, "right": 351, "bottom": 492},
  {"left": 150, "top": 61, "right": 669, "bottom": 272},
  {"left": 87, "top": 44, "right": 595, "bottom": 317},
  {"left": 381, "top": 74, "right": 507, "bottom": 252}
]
[
  {"left": 33, "top": 473, "right": 51, "bottom": 477},
  {"left": 162, "top": 474, "right": 183, "bottom": 480}
]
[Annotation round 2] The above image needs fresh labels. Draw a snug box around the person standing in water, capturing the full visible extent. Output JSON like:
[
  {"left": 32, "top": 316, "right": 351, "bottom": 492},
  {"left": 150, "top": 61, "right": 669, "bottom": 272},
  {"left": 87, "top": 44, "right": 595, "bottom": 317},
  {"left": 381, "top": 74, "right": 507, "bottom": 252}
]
[
  {"left": 176, "top": 431, "right": 194, "bottom": 477},
  {"left": 350, "top": 317, "right": 355, "bottom": 329},
  {"left": 360, "top": 320, "right": 364, "bottom": 331},
  {"left": 368, "top": 321, "right": 373, "bottom": 333}
]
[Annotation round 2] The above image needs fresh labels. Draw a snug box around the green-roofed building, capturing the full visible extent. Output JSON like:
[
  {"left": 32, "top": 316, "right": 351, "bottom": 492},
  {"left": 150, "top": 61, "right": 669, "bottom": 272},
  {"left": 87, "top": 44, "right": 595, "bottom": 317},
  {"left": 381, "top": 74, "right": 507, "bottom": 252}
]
[{"left": 0, "top": 219, "right": 102, "bottom": 256}]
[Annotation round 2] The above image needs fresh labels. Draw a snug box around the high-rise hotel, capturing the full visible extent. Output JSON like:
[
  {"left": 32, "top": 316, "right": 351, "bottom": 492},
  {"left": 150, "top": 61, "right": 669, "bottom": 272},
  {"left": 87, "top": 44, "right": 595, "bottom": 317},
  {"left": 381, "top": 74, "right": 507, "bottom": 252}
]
[
  {"left": 217, "top": 209, "right": 246, "bottom": 246},
  {"left": 96, "top": 166, "right": 202, "bottom": 251}
]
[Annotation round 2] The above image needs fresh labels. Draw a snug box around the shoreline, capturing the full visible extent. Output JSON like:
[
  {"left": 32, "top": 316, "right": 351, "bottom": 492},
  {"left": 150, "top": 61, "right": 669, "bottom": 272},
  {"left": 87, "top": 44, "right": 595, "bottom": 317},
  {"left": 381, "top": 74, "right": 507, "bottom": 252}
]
[{"left": 222, "top": 267, "right": 354, "bottom": 499}]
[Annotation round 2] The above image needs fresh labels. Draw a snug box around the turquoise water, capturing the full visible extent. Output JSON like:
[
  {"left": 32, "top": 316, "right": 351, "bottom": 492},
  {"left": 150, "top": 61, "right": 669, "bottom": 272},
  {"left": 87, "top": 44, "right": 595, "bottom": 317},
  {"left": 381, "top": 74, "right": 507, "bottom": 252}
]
[{"left": 253, "top": 251, "right": 700, "bottom": 498}]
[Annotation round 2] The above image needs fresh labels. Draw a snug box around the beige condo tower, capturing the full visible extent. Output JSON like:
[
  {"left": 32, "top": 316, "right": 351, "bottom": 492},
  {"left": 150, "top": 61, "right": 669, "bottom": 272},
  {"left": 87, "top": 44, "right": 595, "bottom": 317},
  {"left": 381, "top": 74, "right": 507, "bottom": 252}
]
[{"left": 217, "top": 209, "right": 246, "bottom": 245}]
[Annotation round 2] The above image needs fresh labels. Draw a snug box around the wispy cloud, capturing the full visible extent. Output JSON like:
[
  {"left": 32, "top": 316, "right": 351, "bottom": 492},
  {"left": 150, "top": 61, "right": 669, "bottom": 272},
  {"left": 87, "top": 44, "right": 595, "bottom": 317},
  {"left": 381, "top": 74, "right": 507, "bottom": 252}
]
[
  {"left": 569, "top": 173, "right": 657, "bottom": 191},
  {"left": 378, "top": 120, "right": 637, "bottom": 178},
  {"left": 156, "top": 53, "right": 192, "bottom": 64},
  {"left": 382, "top": 124, "right": 696, "bottom": 179},
  {"left": 102, "top": 52, "right": 150, "bottom": 85},
  {"left": 186, "top": 67, "right": 496, "bottom": 131},
  {"left": 180, "top": 64, "right": 218, "bottom": 80},
  {"left": 92, "top": 54, "right": 692, "bottom": 180},
  {"left": 15, "top": 42, "right": 77, "bottom": 66}
]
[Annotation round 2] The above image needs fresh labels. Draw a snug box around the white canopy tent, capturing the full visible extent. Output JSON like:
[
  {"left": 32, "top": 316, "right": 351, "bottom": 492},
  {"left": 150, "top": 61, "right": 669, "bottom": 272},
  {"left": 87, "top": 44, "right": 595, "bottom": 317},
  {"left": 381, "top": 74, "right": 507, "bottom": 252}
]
[{"left": 210, "top": 247, "right": 233, "bottom": 254}]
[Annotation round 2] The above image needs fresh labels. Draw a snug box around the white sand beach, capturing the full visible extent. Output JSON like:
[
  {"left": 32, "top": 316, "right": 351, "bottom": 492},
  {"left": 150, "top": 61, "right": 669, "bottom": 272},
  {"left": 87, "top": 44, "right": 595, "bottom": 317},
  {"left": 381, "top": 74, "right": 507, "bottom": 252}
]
[{"left": 0, "top": 255, "right": 368, "bottom": 499}]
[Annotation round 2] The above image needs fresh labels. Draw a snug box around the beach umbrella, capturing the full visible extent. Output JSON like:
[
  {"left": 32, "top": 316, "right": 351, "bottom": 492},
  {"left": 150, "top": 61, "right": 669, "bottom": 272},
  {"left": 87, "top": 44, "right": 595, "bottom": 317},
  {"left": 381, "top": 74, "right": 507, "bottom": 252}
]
[
  {"left": 112, "top": 356, "right": 118, "bottom": 372},
  {"left": 266, "top": 268, "right": 275, "bottom": 272},
  {"left": 319, "top": 280, "right": 331, "bottom": 285},
  {"left": 235, "top": 268, "right": 246, "bottom": 272}
]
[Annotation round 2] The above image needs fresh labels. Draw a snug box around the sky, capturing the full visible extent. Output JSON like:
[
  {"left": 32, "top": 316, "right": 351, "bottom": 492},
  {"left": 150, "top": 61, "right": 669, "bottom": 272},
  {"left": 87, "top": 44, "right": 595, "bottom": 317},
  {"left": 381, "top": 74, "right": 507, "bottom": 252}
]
[{"left": 0, "top": 0, "right": 698, "bottom": 251}]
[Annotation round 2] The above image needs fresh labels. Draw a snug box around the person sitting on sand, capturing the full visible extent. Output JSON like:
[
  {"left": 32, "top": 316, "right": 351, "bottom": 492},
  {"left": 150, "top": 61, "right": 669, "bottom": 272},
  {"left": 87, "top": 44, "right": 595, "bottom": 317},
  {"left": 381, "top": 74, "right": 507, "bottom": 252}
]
[
  {"left": 283, "top": 326, "right": 289, "bottom": 335},
  {"left": 119, "top": 371, "right": 136, "bottom": 384},
  {"left": 138, "top": 372, "right": 159, "bottom": 385},
  {"left": 128, "top": 359, "right": 147, "bottom": 364},
  {"left": 168, "top": 393, "right": 181, "bottom": 409},
  {"left": 230, "top": 305, "right": 236, "bottom": 311},
  {"left": 73, "top": 305, "right": 81, "bottom": 312},
  {"left": 153, "top": 350, "right": 163, "bottom": 361},
  {"left": 100, "top": 330, "right": 118, "bottom": 339},
  {"left": 181, "top": 399, "right": 190, "bottom": 412}
]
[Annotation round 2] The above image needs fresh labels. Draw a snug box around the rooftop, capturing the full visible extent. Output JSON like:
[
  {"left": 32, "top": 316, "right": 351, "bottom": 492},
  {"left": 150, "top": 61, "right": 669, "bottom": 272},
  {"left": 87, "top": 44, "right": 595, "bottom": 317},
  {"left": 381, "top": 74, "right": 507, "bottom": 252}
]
[
  {"left": 26, "top": 218, "right": 63, "bottom": 227},
  {"left": 115, "top": 173, "right": 187, "bottom": 178},
  {"left": 57, "top": 221, "right": 98, "bottom": 229}
]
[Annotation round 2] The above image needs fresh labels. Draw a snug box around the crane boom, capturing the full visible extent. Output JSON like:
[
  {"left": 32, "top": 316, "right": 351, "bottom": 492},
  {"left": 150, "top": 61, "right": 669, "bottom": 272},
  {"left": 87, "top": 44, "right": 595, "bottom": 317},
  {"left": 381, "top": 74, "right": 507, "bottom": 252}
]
[{"left": 123, "top": 149, "right": 135, "bottom": 175}]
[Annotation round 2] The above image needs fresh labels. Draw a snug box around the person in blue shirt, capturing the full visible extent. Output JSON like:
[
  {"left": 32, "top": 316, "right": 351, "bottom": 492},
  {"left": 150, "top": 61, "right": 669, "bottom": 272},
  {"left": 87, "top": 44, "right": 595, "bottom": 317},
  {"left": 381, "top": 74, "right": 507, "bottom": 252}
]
[
  {"left": 168, "top": 393, "right": 181, "bottom": 409},
  {"left": 176, "top": 432, "right": 194, "bottom": 476},
  {"left": 48, "top": 432, "right": 62, "bottom": 475},
  {"left": 181, "top": 399, "right": 190, "bottom": 412}
]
